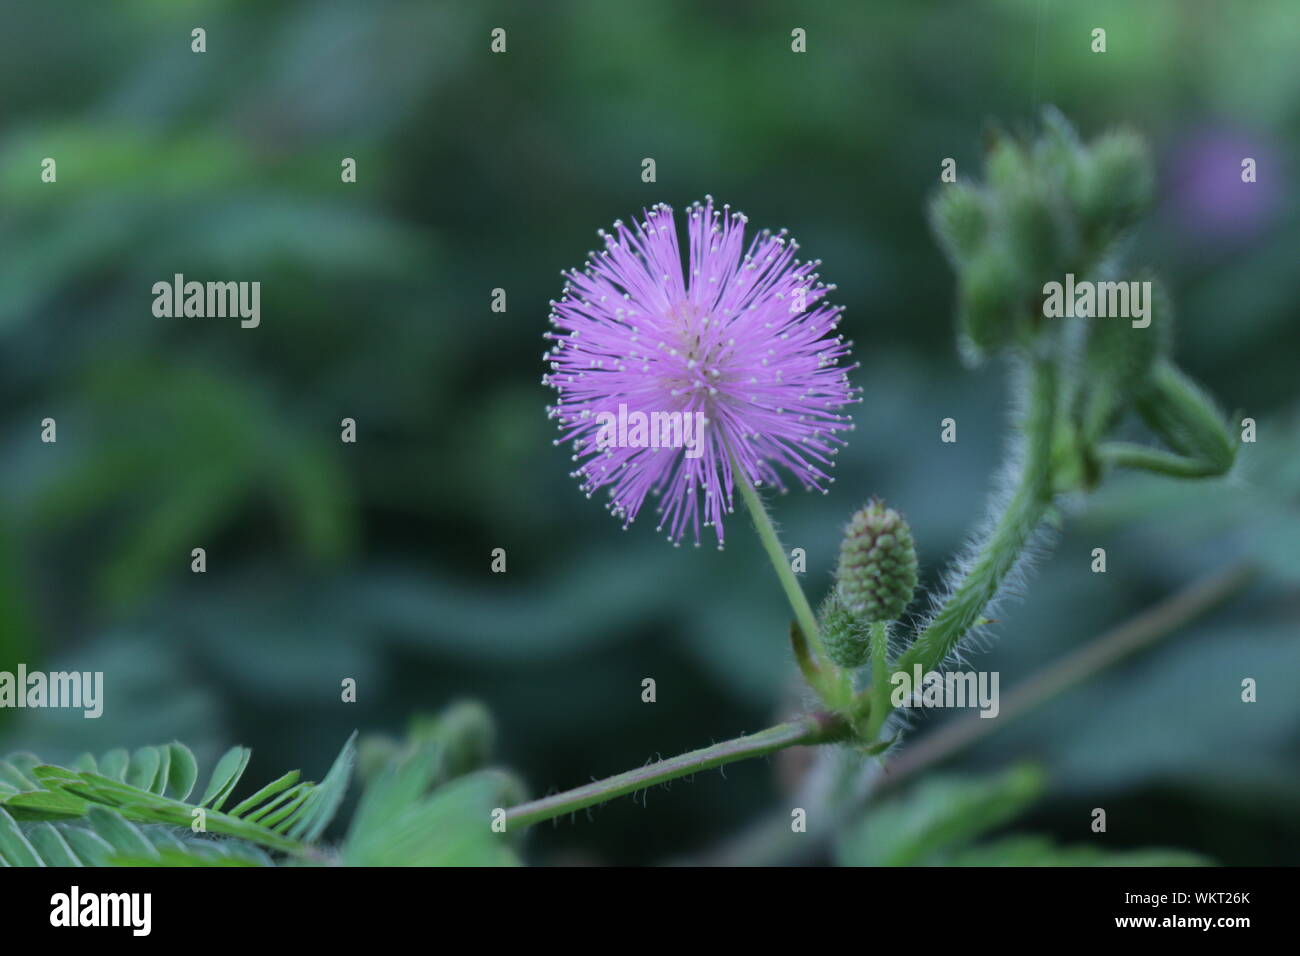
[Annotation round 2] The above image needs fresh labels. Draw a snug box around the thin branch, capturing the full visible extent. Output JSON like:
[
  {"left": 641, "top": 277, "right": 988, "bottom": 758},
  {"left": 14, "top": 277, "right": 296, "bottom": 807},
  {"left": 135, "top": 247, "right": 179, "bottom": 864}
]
[
  {"left": 504, "top": 711, "right": 849, "bottom": 830},
  {"left": 894, "top": 358, "right": 1058, "bottom": 678},
  {"left": 878, "top": 560, "right": 1257, "bottom": 789}
]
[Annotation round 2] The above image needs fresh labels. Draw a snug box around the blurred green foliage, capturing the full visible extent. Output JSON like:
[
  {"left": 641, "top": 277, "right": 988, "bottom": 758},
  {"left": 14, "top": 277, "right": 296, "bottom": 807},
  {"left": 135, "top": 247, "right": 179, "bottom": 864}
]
[
  {"left": 0, "top": 0, "right": 1296, "bottom": 864},
  {"left": 836, "top": 765, "right": 1208, "bottom": 866}
]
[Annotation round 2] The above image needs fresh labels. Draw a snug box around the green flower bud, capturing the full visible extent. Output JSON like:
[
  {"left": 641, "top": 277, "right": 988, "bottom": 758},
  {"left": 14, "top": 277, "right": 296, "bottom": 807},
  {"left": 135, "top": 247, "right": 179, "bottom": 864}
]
[
  {"left": 985, "top": 135, "right": 1034, "bottom": 196},
  {"left": 1004, "top": 180, "right": 1075, "bottom": 279},
  {"left": 994, "top": 119, "right": 1080, "bottom": 280},
  {"left": 929, "top": 182, "right": 989, "bottom": 267},
  {"left": 836, "top": 498, "right": 919, "bottom": 624},
  {"left": 408, "top": 699, "right": 495, "bottom": 780},
  {"left": 1135, "top": 359, "right": 1236, "bottom": 477},
  {"left": 1075, "top": 130, "right": 1153, "bottom": 240},
  {"left": 1082, "top": 275, "right": 1172, "bottom": 439},
  {"left": 819, "top": 592, "right": 871, "bottom": 669},
  {"left": 958, "top": 243, "right": 1025, "bottom": 355},
  {"left": 1034, "top": 107, "right": 1086, "bottom": 181},
  {"left": 356, "top": 734, "right": 402, "bottom": 786}
]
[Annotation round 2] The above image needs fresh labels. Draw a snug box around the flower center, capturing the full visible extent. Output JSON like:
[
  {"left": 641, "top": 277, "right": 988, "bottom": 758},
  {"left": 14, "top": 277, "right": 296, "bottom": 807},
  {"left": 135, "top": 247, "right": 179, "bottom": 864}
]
[{"left": 659, "top": 301, "right": 727, "bottom": 408}]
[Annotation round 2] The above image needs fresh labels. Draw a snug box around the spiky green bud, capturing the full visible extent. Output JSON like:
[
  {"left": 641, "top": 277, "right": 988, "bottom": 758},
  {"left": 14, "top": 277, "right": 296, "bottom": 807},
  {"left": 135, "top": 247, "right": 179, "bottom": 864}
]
[
  {"left": 408, "top": 699, "right": 495, "bottom": 780},
  {"left": 1134, "top": 359, "right": 1236, "bottom": 477},
  {"left": 1005, "top": 180, "right": 1077, "bottom": 279},
  {"left": 985, "top": 135, "right": 1034, "bottom": 195},
  {"left": 819, "top": 592, "right": 871, "bottom": 669},
  {"left": 929, "top": 182, "right": 989, "bottom": 267},
  {"left": 958, "top": 243, "right": 1025, "bottom": 354},
  {"left": 1074, "top": 130, "right": 1153, "bottom": 240},
  {"left": 1081, "top": 274, "right": 1172, "bottom": 440},
  {"left": 1034, "top": 107, "right": 1086, "bottom": 183},
  {"left": 835, "top": 499, "right": 919, "bottom": 625}
]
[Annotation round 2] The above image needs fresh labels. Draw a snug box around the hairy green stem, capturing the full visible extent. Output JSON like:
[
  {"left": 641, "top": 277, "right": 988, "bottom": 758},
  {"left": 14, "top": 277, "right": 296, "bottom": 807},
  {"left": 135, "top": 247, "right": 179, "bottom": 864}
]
[
  {"left": 888, "top": 357, "right": 1058, "bottom": 696},
  {"left": 864, "top": 621, "right": 892, "bottom": 740},
  {"left": 504, "top": 711, "right": 849, "bottom": 830},
  {"left": 788, "top": 620, "right": 823, "bottom": 691},
  {"left": 1097, "top": 442, "right": 1221, "bottom": 478}
]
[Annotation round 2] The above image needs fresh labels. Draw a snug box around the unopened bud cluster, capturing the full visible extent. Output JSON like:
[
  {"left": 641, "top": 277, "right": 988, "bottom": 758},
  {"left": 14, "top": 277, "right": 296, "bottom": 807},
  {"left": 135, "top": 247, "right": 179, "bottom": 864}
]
[
  {"left": 822, "top": 499, "right": 918, "bottom": 669},
  {"left": 926, "top": 108, "right": 1234, "bottom": 491},
  {"left": 929, "top": 107, "right": 1154, "bottom": 360}
]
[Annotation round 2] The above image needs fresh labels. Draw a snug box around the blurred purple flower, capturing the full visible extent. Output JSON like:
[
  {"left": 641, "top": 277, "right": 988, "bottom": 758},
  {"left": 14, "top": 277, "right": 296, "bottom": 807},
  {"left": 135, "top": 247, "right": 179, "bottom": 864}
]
[
  {"left": 1168, "top": 128, "right": 1278, "bottom": 242},
  {"left": 544, "top": 197, "right": 858, "bottom": 547}
]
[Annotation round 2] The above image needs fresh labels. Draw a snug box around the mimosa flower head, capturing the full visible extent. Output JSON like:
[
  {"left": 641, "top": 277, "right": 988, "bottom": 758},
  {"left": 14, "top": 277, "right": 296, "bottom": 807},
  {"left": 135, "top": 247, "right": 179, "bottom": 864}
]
[{"left": 543, "top": 197, "right": 859, "bottom": 547}]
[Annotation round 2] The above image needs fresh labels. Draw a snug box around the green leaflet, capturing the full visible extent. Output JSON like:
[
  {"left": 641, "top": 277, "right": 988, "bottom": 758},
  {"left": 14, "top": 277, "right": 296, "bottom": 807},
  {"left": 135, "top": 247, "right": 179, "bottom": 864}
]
[
  {"left": 198, "top": 745, "right": 252, "bottom": 811},
  {"left": 2, "top": 809, "right": 277, "bottom": 867},
  {"left": 86, "top": 806, "right": 158, "bottom": 860},
  {"left": 0, "top": 735, "right": 357, "bottom": 865},
  {"left": 58, "top": 826, "right": 115, "bottom": 866},
  {"left": 24, "top": 822, "right": 81, "bottom": 866},
  {"left": 285, "top": 732, "right": 356, "bottom": 842},
  {"left": 165, "top": 742, "right": 199, "bottom": 802},
  {"left": 0, "top": 704, "right": 514, "bottom": 867},
  {"left": 0, "top": 807, "right": 43, "bottom": 866},
  {"left": 124, "top": 745, "right": 160, "bottom": 793}
]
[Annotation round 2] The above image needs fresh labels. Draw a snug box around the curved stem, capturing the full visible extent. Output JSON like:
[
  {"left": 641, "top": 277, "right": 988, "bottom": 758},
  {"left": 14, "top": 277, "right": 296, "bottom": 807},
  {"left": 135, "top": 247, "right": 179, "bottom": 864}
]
[
  {"left": 879, "top": 560, "right": 1256, "bottom": 791},
  {"left": 504, "top": 711, "right": 849, "bottom": 830},
  {"left": 889, "top": 357, "right": 1058, "bottom": 694},
  {"left": 1098, "top": 442, "right": 1226, "bottom": 479},
  {"left": 864, "top": 621, "right": 891, "bottom": 740},
  {"left": 733, "top": 468, "right": 821, "bottom": 650},
  {"left": 732, "top": 463, "right": 848, "bottom": 706}
]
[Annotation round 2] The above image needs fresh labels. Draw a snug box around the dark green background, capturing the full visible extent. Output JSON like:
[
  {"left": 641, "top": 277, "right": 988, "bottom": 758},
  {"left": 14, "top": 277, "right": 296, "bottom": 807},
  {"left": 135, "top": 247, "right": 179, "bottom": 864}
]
[{"left": 1, "top": 0, "right": 1296, "bottom": 864}]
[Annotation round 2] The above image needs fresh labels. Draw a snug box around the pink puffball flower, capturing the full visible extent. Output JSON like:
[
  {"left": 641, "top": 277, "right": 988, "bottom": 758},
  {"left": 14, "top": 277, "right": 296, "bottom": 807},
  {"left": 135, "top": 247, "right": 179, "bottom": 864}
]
[{"left": 543, "top": 197, "right": 859, "bottom": 548}]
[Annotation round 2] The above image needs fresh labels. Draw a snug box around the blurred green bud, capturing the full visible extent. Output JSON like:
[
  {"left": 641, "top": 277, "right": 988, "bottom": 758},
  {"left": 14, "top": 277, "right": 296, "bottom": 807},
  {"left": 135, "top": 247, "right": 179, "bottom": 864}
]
[
  {"left": 929, "top": 182, "right": 989, "bottom": 266},
  {"left": 1035, "top": 107, "right": 1086, "bottom": 176},
  {"left": 479, "top": 767, "right": 530, "bottom": 818},
  {"left": 1081, "top": 275, "right": 1171, "bottom": 440},
  {"left": 1004, "top": 181, "right": 1075, "bottom": 278},
  {"left": 1135, "top": 359, "right": 1237, "bottom": 477},
  {"left": 836, "top": 498, "right": 918, "bottom": 625},
  {"left": 356, "top": 734, "right": 402, "bottom": 787},
  {"left": 820, "top": 592, "right": 870, "bottom": 669},
  {"left": 985, "top": 134, "right": 1034, "bottom": 196},
  {"left": 992, "top": 118, "right": 1079, "bottom": 279},
  {"left": 958, "top": 243, "right": 1026, "bottom": 354},
  {"left": 933, "top": 113, "right": 1160, "bottom": 366},
  {"left": 1075, "top": 130, "right": 1153, "bottom": 239},
  {"left": 408, "top": 699, "right": 496, "bottom": 780}
]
